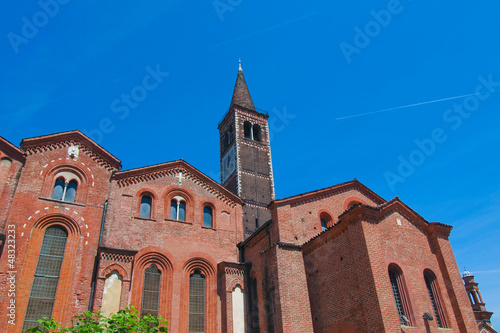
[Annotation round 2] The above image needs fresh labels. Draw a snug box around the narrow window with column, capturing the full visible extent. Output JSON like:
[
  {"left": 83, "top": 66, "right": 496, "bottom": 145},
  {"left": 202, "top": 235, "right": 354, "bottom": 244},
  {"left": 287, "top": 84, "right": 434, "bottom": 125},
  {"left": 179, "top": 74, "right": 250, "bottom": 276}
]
[
  {"left": 170, "top": 196, "right": 186, "bottom": 221},
  {"left": 189, "top": 270, "right": 205, "bottom": 333},
  {"left": 22, "top": 226, "right": 68, "bottom": 333},
  {"left": 51, "top": 177, "right": 78, "bottom": 203}
]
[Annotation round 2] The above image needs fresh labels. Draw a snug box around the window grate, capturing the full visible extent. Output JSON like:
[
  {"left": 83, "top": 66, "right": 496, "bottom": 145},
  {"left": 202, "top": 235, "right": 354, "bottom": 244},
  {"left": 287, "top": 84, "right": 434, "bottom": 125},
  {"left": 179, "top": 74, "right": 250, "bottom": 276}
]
[
  {"left": 389, "top": 270, "right": 406, "bottom": 325},
  {"left": 425, "top": 276, "right": 442, "bottom": 327},
  {"left": 22, "top": 227, "right": 67, "bottom": 333},
  {"left": 141, "top": 264, "right": 161, "bottom": 318},
  {"left": 189, "top": 271, "right": 205, "bottom": 333}
]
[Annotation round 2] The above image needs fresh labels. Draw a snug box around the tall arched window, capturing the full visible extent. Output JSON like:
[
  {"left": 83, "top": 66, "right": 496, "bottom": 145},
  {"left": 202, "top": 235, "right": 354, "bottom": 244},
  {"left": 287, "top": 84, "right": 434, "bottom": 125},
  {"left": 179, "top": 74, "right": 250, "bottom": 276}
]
[
  {"left": 51, "top": 177, "right": 65, "bottom": 200},
  {"left": 424, "top": 270, "right": 447, "bottom": 328},
  {"left": 141, "top": 264, "right": 161, "bottom": 318},
  {"left": 189, "top": 270, "right": 205, "bottom": 333},
  {"left": 140, "top": 196, "right": 152, "bottom": 219},
  {"left": 22, "top": 226, "right": 68, "bottom": 332},
  {"left": 65, "top": 180, "right": 78, "bottom": 203},
  {"left": 388, "top": 265, "right": 413, "bottom": 326},
  {"left": 51, "top": 177, "right": 78, "bottom": 203},
  {"left": 252, "top": 124, "right": 262, "bottom": 142},
  {"left": 170, "top": 196, "right": 186, "bottom": 221},
  {"left": 244, "top": 121, "right": 252, "bottom": 139},
  {"left": 203, "top": 206, "right": 213, "bottom": 228}
]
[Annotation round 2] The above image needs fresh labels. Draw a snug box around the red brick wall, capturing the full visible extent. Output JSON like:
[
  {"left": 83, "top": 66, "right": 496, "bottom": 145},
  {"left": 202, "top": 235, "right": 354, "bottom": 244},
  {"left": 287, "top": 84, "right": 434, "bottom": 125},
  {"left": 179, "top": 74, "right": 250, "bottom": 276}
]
[
  {"left": 100, "top": 166, "right": 243, "bottom": 332},
  {"left": 364, "top": 212, "right": 479, "bottom": 332},
  {"left": 272, "top": 189, "right": 377, "bottom": 245},
  {"left": 0, "top": 143, "right": 115, "bottom": 333},
  {"left": 303, "top": 219, "right": 385, "bottom": 332}
]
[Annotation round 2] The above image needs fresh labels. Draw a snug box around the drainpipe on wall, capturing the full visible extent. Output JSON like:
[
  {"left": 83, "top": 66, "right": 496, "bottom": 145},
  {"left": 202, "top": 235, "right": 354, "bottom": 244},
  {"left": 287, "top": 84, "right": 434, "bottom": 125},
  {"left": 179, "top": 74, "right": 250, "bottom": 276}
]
[{"left": 88, "top": 200, "right": 108, "bottom": 311}]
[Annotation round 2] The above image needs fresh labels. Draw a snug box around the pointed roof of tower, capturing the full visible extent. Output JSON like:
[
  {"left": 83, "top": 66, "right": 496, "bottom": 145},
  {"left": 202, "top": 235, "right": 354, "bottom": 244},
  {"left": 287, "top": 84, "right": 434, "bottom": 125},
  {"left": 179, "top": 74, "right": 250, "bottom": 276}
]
[{"left": 230, "top": 60, "right": 256, "bottom": 110}]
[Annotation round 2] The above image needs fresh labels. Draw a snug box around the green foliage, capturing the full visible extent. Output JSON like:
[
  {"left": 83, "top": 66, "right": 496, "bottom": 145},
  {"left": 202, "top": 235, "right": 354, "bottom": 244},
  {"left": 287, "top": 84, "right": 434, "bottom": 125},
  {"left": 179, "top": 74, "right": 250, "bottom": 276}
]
[{"left": 26, "top": 306, "right": 168, "bottom": 333}]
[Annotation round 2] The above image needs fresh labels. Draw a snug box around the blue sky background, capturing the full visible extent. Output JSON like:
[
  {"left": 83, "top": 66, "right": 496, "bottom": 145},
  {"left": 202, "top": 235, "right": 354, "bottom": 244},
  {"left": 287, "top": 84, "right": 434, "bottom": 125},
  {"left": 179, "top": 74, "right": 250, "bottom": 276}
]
[{"left": 3, "top": 0, "right": 499, "bottom": 324}]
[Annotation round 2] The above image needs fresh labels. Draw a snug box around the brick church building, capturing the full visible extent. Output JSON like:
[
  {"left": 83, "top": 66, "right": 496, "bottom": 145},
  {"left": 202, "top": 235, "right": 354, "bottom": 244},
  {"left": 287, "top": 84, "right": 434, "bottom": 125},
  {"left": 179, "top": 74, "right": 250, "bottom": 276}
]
[{"left": 0, "top": 65, "right": 496, "bottom": 333}]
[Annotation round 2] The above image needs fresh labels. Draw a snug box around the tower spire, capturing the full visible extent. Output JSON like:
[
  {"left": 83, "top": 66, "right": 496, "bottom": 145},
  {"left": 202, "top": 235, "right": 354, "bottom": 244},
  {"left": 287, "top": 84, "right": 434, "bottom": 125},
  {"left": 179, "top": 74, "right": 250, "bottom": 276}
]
[{"left": 230, "top": 62, "right": 255, "bottom": 110}]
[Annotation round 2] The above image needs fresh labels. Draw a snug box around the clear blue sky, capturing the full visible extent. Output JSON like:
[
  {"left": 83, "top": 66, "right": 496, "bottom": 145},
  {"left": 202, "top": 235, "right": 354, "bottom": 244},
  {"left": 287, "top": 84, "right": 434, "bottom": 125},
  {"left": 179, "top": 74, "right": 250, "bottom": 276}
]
[{"left": 3, "top": 0, "right": 499, "bottom": 324}]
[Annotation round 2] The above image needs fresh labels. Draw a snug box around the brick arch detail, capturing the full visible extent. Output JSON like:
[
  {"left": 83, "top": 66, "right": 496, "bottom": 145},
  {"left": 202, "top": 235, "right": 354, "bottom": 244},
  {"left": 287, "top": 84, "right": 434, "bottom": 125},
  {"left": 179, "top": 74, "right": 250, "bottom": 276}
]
[
  {"left": 201, "top": 200, "right": 217, "bottom": 228},
  {"left": 318, "top": 209, "right": 334, "bottom": 228},
  {"left": 135, "top": 188, "right": 158, "bottom": 218},
  {"left": 101, "top": 263, "right": 129, "bottom": 281},
  {"left": 131, "top": 248, "right": 174, "bottom": 324},
  {"left": 343, "top": 196, "right": 367, "bottom": 211},
  {"left": 228, "top": 277, "right": 245, "bottom": 292},
  {"left": 42, "top": 163, "right": 91, "bottom": 203},
  {"left": 179, "top": 255, "right": 217, "bottom": 333},
  {"left": 163, "top": 186, "right": 195, "bottom": 222},
  {"left": 32, "top": 213, "right": 81, "bottom": 235}
]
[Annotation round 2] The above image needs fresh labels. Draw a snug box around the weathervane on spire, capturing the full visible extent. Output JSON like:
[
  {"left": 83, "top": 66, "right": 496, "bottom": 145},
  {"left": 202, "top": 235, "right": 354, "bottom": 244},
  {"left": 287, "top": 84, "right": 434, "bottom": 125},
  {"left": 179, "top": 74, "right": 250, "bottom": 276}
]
[{"left": 239, "top": 58, "right": 242, "bottom": 71}]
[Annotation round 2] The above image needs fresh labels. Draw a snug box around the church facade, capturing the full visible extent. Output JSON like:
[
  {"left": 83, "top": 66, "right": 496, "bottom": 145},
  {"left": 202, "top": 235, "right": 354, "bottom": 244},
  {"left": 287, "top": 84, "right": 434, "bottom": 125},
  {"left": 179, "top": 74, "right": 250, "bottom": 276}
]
[{"left": 0, "top": 67, "right": 495, "bottom": 333}]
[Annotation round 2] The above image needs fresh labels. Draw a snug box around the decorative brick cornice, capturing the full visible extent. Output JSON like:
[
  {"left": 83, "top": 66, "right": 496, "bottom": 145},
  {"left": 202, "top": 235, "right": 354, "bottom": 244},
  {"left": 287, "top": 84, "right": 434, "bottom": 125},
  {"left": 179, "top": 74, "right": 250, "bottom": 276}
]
[
  {"left": 113, "top": 160, "right": 243, "bottom": 208},
  {"left": 240, "top": 137, "right": 268, "bottom": 150},
  {"left": 21, "top": 130, "right": 121, "bottom": 172},
  {"left": 269, "top": 179, "right": 386, "bottom": 209},
  {"left": 99, "top": 246, "right": 137, "bottom": 263}
]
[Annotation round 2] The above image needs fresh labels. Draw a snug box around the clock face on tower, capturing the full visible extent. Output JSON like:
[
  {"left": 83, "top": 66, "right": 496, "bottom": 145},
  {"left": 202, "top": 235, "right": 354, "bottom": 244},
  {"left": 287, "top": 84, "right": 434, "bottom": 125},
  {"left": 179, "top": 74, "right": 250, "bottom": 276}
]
[{"left": 222, "top": 146, "right": 236, "bottom": 183}]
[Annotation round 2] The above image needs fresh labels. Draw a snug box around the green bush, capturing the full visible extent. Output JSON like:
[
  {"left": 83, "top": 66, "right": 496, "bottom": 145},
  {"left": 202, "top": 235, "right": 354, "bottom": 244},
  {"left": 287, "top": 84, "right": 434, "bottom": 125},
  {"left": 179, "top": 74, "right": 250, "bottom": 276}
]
[{"left": 26, "top": 306, "right": 168, "bottom": 333}]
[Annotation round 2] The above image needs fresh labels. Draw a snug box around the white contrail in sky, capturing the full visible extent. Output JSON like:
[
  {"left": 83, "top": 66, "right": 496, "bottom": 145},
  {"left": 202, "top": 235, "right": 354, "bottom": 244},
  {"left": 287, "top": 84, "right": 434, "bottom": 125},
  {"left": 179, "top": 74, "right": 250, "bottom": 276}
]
[{"left": 336, "top": 92, "right": 482, "bottom": 120}]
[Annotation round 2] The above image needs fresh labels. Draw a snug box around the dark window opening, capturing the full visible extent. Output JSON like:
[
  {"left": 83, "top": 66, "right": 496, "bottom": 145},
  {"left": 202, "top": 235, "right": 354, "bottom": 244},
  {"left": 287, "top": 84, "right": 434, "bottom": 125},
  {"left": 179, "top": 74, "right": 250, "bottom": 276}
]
[
  {"left": 203, "top": 206, "right": 213, "bottom": 228},
  {"left": 51, "top": 177, "right": 65, "bottom": 200},
  {"left": 140, "top": 196, "right": 152, "bottom": 219},
  {"left": 51, "top": 177, "right": 78, "bottom": 203},
  {"left": 320, "top": 219, "right": 327, "bottom": 232},
  {"left": 244, "top": 121, "right": 252, "bottom": 139},
  {"left": 170, "top": 197, "right": 186, "bottom": 221},
  {"left": 253, "top": 124, "right": 262, "bottom": 142}
]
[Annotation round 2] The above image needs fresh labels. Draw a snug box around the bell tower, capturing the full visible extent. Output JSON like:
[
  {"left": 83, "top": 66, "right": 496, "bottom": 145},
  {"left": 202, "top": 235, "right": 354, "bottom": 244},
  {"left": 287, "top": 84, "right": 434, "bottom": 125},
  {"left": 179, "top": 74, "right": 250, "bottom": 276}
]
[
  {"left": 462, "top": 269, "right": 495, "bottom": 330},
  {"left": 218, "top": 61, "right": 275, "bottom": 237}
]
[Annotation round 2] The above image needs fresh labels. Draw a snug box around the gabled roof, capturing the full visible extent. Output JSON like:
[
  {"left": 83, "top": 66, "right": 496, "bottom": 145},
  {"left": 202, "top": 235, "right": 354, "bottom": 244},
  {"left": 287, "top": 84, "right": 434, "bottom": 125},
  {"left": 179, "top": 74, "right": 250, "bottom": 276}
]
[
  {"left": 20, "top": 130, "right": 121, "bottom": 171},
  {"left": 269, "top": 179, "right": 386, "bottom": 208},
  {"left": 0, "top": 135, "right": 25, "bottom": 162},
  {"left": 113, "top": 159, "right": 243, "bottom": 207},
  {"left": 339, "top": 196, "right": 452, "bottom": 233},
  {"left": 303, "top": 196, "right": 453, "bottom": 250}
]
